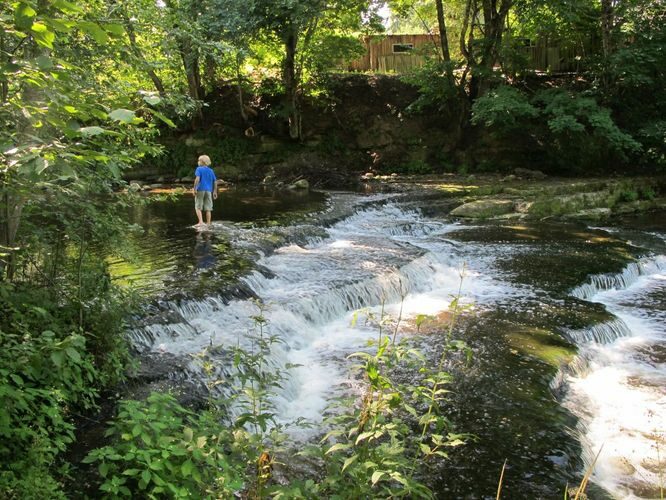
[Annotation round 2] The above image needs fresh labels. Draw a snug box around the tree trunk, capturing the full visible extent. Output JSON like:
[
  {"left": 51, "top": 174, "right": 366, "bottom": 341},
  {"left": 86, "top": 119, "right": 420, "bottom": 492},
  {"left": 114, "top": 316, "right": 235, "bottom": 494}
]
[
  {"left": 0, "top": 190, "right": 23, "bottom": 281},
  {"left": 179, "top": 41, "right": 204, "bottom": 127},
  {"left": 435, "top": 0, "right": 451, "bottom": 62},
  {"left": 463, "top": 0, "right": 512, "bottom": 100},
  {"left": 600, "top": 0, "right": 614, "bottom": 59},
  {"left": 236, "top": 52, "right": 248, "bottom": 125},
  {"left": 282, "top": 28, "right": 300, "bottom": 140},
  {"left": 122, "top": 11, "right": 166, "bottom": 95}
]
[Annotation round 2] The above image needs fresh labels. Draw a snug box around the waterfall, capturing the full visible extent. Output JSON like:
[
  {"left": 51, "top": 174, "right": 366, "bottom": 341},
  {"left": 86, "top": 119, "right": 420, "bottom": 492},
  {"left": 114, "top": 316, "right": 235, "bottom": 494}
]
[
  {"left": 562, "top": 252, "right": 666, "bottom": 498},
  {"left": 562, "top": 318, "right": 632, "bottom": 346},
  {"left": 570, "top": 255, "right": 666, "bottom": 300},
  {"left": 126, "top": 201, "right": 485, "bottom": 432}
]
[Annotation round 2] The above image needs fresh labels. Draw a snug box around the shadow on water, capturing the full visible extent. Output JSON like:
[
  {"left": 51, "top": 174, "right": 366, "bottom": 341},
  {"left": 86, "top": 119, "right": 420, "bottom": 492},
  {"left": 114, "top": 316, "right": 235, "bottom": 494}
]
[{"left": 106, "top": 186, "right": 328, "bottom": 298}]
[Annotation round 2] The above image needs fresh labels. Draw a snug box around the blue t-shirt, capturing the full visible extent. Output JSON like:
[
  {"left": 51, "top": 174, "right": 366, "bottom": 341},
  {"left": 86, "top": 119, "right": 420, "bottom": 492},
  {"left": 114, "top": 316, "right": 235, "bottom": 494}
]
[{"left": 195, "top": 166, "right": 216, "bottom": 192}]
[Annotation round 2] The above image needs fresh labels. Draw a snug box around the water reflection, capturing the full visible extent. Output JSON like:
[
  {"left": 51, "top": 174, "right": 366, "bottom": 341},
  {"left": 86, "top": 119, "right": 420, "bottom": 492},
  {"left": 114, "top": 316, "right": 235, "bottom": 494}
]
[
  {"left": 107, "top": 186, "right": 329, "bottom": 298},
  {"left": 193, "top": 231, "right": 215, "bottom": 270}
]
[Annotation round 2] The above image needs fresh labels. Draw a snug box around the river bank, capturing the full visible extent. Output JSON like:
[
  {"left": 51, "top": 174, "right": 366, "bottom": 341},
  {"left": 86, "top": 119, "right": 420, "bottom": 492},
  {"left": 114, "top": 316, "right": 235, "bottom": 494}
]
[{"left": 125, "top": 172, "right": 666, "bottom": 223}]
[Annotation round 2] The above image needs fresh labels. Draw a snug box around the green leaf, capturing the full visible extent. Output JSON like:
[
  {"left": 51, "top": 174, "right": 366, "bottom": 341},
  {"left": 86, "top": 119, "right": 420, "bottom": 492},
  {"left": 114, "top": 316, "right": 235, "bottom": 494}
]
[
  {"left": 143, "top": 95, "right": 161, "bottom": 106},
  {"left": 148, "top": 109, "right": 176, "bottom": 128},
  {"left": 65, "top": 347, "right": 81, "bottom": 363},
  {"left": 35, "top": 55, "right": 53, "bottom": 69},
  {"left": 371, "top": 471, "right": 385, "bottom": 485},
  {"left": 14, "top": 3, "right": 36, "bottom": 30},
  {"left": 326, "top": 443, "right": 351, "bottom": 454},
  {"left": 30, "top": 21, "right": 48, "bottom": 33},
  {"left": 183, "top": 427, "right": 193, "bottom": 443},
  {"left": 79, "top": 21, "right": 109, "bottom": 44},
  {"left": 46, "top": 18, "right": 75, "bottom": 33},
  {"left": 99, "top": 462, "right": 109, "bottom": 477},
  {"left": 148, "top": 460, "right": 163, "bottom": 471},
  {"left": 141, "top": 469, "right": 151, "bottom": 485},
  {"left": 342, "top": 454, "right": 358, "bottom": 472},
  {"left": 52, "top": 0, "right": 83, "bottom": 13},
  {"left": 50, "top": 350, "right": 65, "bottom": 368},
  {"left": 33, "top": 157, "right": 48, "bottom": 175},
  {"left": 109, "top": 109, "right": 136, "bottom": 123},
  {"left": 181, "top": 459, "right": 194, "bottom": 477},
  {"left": 80, "top": 126, "right": 105, "bottom": 137},
  {"left": 105, "top": 24, "right": 125, "bottom": 36},
  {"left": 32, "top": 27, "right": 55, "bottom": 49}
]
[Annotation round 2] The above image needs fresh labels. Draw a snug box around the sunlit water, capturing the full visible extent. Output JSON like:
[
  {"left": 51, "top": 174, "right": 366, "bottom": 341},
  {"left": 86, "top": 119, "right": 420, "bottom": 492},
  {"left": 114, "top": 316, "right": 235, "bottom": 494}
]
[{"left": 115, "top": 188, "right": 665, "bottom": 499}]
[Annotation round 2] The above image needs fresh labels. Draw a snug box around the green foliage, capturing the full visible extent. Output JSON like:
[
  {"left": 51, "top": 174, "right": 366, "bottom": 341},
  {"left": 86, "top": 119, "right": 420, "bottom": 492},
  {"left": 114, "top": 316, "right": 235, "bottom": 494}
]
[
  {"left": 472, "top": 86, "right": 539, "bottom": 129},
  {"left": 85, "top": 304, "right": 293, "bottom": 499},
  {"left": 470, "top": 84, "right": 642, "bottom": 173},
  {"left": 402, "top": 60, "right": 460, "bottom": 114},
  {"left": 536, "top": 89, "right": 641, "bottom": 172},
  {"left": 0, "top": 283, "right": 102, "bottom": 498},
  {"left": 148, "top": 133, "right": 251, "bottom": 177},
  {"left": 600, "top": 2, "right": 666, "bottom": 168},
  {"left": 83, "top": 393, "right": 245, "bottom": 498},
  {"left": 306, "top": 288, "right": 471, "bottom": 499}
]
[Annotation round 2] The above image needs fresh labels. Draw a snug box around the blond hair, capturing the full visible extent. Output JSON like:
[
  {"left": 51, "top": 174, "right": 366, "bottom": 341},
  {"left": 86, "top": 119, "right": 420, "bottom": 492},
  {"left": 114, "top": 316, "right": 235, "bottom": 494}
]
[{"left": 198, "top": 155, "right": 211, "bottom": 166}]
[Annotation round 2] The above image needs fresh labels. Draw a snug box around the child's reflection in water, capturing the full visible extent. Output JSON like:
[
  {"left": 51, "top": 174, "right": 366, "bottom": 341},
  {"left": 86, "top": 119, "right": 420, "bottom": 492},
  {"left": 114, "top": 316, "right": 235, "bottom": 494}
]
[{"left": 193, "top": 231, "right": 216, "bottom": 269}]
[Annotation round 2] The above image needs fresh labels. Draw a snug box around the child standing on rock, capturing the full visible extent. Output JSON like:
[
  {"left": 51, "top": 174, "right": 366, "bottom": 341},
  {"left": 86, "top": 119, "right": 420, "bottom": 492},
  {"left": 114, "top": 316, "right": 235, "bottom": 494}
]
[{"left": 192, "top": 155, "right": 218, "bottom": 228}]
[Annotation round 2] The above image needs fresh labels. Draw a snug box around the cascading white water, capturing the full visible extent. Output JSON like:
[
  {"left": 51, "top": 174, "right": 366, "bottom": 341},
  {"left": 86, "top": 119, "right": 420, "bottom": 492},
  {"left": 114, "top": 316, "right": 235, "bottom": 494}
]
[
  {"left": 564, "top": 253, "right": 666, "bottom": 499},
  {"left": 127, "top": 198, "right": 518, "bottom": 438}
]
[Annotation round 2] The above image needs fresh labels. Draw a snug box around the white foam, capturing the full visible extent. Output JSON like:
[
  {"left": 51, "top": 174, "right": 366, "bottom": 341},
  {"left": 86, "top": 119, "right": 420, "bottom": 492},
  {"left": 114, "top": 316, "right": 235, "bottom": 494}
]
[
  {"left": 564, "top": 257, "right": 666, "bottom": 498},
  {"left": 128, "top": 200, "right": 516, "bottom": 439}
]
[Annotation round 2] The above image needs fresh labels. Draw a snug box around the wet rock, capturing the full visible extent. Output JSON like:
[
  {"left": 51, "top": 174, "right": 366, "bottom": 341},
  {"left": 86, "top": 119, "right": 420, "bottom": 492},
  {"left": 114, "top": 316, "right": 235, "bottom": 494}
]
[
  {"left": 258, "top": 136, "right": 283, "bottom": 153},
  {"left": 293, "top": 179, "right": 309, "bottom": 190},
  {"left": 131, "top": 352, "right": 190, "bottom": 382},
  {"left": 450, "top": 199, "right": 515, "bottom": 218},
  {"left": 184, "top": 136, "right": 205, "bottom": 147},
  {"left": 608, "top": 456, "right": 636, "bottom": 475},
  {"left": 515, "top": 168, "right": 547, "bottom": 180},
  {"left": 568, "top": 208, "right": 611, "bottom": 221},
  {"left": 621, "top": 479, "right": 663, "bottom": 499},
  {"left": 361, "top": 172, "right": 375, "bottom": 180},
  {"left": 501, "top": 174, "right": 517, "bottom": 182},
  {"left": 356, "top": 118, "right": 393, "bottom": 149}
]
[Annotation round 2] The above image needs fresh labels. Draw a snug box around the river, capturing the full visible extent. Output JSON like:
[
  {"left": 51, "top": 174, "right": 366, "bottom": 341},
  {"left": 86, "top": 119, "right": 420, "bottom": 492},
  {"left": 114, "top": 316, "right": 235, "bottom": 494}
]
[{"left": 109, "top": 186, "right": 665, "bottom": 499}]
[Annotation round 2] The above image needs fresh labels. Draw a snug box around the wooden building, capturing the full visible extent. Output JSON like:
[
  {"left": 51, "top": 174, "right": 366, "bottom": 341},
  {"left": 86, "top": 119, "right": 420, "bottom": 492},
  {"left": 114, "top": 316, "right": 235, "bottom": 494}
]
[
  {"left": 349, "top": 34, "right": 440, "bottom": 73},
  {"left": 348, "top": 34, "right": 596, "bottom": 74},
  {"left": 522, "top": 37, "right": 597, "bottom": 73}
]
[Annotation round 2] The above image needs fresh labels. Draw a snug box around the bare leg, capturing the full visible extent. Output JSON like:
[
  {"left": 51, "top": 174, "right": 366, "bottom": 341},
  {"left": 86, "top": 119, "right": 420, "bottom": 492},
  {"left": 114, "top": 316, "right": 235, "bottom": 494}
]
[
  {"left": 205, "top": 211, "right": 212, "bottom": 225},
  {"left": 195, "top": 209, "right": 204, "bottom": 225}
]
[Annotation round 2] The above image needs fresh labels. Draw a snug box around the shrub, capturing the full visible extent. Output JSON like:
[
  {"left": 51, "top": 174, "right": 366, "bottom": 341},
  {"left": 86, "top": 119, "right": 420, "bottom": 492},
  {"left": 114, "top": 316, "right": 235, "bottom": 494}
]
[{"left": 83, "top": 393, "right": 245, "bottom": 498}]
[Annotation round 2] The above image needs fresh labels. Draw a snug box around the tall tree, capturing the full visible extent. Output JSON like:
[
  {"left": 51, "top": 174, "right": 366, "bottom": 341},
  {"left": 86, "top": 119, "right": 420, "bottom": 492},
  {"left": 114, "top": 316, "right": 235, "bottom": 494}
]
[
  {"left": 459, "top": 0, "right": 514, "bottom": 99},
  {"left": 250, "top": 0, "right": 380, "bottom": 140},
  {"left": 0, "top": 0, "right": 162, "bottom": 279}
]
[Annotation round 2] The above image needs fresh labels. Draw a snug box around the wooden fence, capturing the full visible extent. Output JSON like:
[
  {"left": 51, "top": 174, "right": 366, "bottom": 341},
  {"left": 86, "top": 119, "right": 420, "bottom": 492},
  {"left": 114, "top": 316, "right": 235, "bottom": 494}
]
[{"left": 348, "top": 34, "right": 440, "bottom": 73}]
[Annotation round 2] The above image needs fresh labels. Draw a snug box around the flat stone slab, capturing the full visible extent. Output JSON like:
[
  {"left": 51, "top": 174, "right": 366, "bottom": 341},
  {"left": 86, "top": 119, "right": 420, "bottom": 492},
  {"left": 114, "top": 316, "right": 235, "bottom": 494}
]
[{"left": 450, "top": 199, "right": 515, "bottom": 218}]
